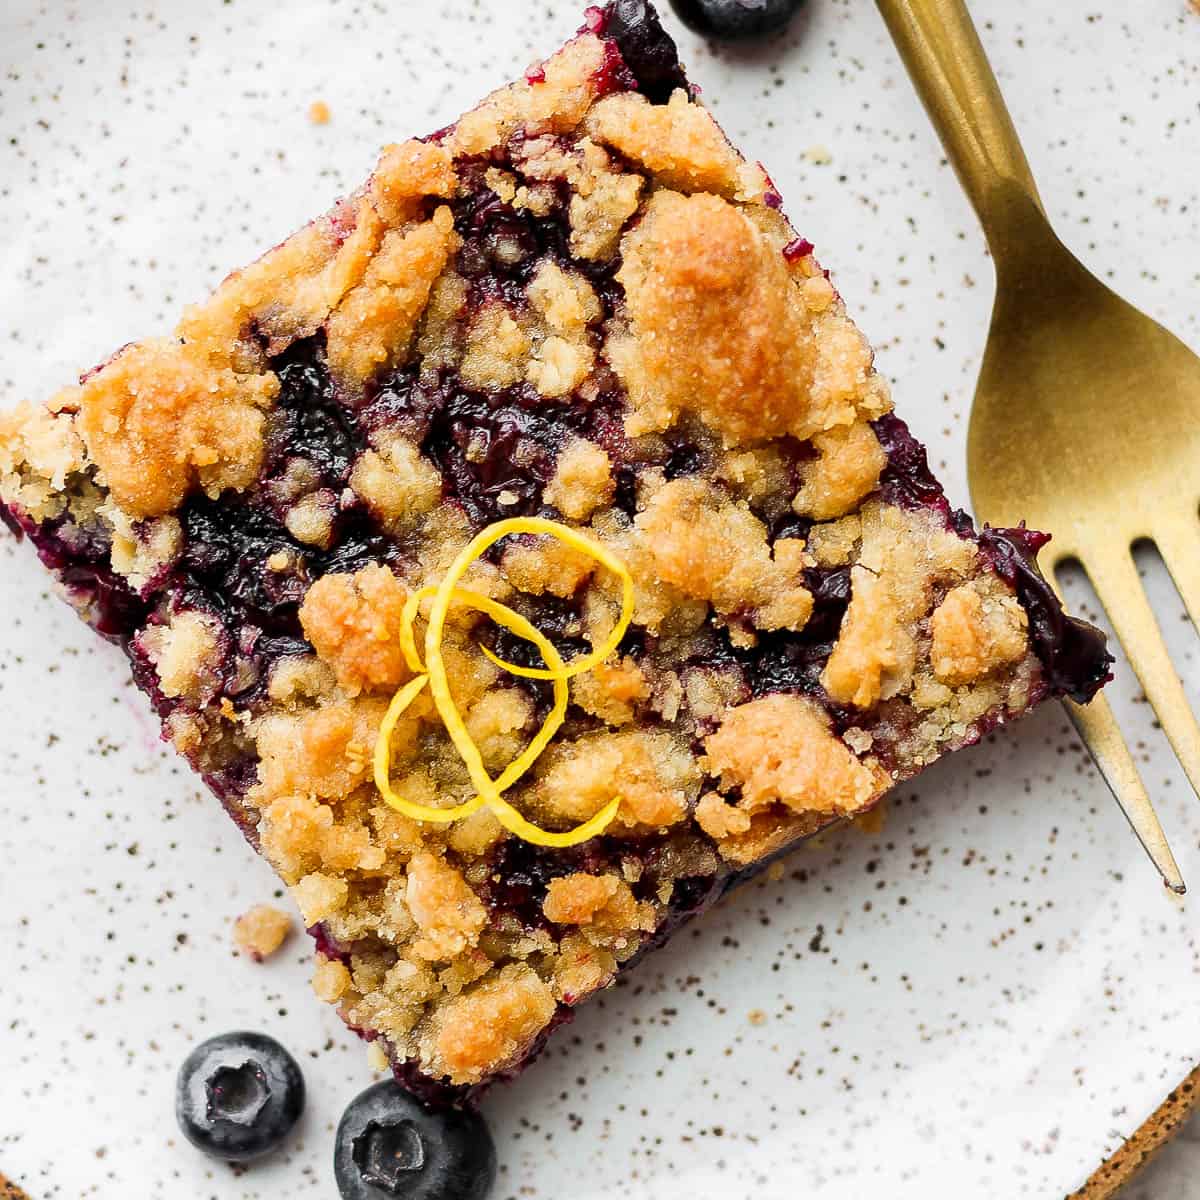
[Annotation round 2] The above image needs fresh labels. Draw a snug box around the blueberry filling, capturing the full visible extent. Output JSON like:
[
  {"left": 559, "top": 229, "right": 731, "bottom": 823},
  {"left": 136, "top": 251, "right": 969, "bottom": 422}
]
[
  {"left": 481, "top": 835, "right": 623, "bottom": 931},
  {"left": 980, "top": 526, "right": 1113, "bottom": 704},
  {"left": 871, "top": 413, "right": 1111, "bottom": 701},
  {"left": 602, "top": 0, "right": 690, "bottom": 103},
  {"left": 872, "top": 412, "right": 952, "bottom": 512}
]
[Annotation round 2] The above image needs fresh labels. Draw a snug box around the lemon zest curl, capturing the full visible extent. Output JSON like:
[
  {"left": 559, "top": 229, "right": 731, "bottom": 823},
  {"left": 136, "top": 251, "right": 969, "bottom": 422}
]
[{"left": 373, "top": 519, "right": 633, "bottom": 849}]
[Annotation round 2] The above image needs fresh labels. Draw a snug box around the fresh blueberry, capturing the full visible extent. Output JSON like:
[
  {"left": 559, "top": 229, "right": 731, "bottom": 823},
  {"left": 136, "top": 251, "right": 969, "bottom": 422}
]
[
  {"left": 334, "top": 1081, "right": 496, "bottom": 1200},
  {"left": 175, "top": 1031, "right": 305, "bottom": 1162},
  {"left": 668, "top": 0, "right": 804, "bottom": 41}
]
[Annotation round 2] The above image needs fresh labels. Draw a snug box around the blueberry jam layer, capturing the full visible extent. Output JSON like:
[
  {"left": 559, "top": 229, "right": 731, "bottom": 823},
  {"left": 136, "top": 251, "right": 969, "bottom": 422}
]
[
  {"left": 873, "top": 413, "right": 1112, "bottom": 701},
  {"left": 600, "top": 0, "right": 689, "bottom": 101}
]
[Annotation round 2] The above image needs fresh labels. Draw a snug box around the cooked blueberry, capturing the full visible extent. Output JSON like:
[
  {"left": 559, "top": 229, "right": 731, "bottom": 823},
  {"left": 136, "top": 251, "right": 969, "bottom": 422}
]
[
  {"left": 668, "top": 0, "right": 804, "bottom": 40},
  {"left": 175, "top": 1031, "right": 305, "bottom": 1162},
  {"left": 334, "top": 1081, "right": 495, "bottom": 1200},
  {"left": 605, "top": 0, "right": 689, "bottom": 102}
]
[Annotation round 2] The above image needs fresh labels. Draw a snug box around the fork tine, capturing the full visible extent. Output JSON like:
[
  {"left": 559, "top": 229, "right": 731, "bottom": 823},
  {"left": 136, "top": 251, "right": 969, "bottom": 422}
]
[
  {"left": 1154, "top": 519, "right": 1200, "bottom": 635},
  {"left": 1064, "top": 693, "right": 1185, "bottom": 894},
  {"left": 1081, "top": 541, "right": 1200, "bottom": 802}
]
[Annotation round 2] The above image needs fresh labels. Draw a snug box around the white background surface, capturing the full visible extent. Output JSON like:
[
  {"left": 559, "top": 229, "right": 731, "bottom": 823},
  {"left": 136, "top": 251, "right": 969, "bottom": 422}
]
[{"left": 1, "top": 1, "right": 1198, "bottom": 1196}]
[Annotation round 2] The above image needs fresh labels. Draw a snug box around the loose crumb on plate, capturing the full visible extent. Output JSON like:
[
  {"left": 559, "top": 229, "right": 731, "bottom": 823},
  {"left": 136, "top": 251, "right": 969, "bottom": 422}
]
[
  {"left": 308, "top": 100, "right": 331, "bottom": 125},
  {"left": 233, "top": 904, "right": 293, "bottom": 961},
  {"left": 0, "top": 1174, "right": 33, "bottom": 1200}
]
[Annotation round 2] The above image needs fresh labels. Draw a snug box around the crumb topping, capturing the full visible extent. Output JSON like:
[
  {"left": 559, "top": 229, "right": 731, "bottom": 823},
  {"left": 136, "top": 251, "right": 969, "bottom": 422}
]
[
  {"left": 807, "top": 515, "right": 862, "bottom": 567},
  {"left": 537, "top": 727, "right": 701, "bottom": 832},
  {"left": 370, "top": 139, "right": 458, "bottom": 224},
  {"left": 570, "top": 655, "right": 649, "bottom": 726},
  {"left": 327, "top": 207, "right": 459, "bottom": 386},
  {"left": 350, "top": 434, "right": 445, "bottom": 533},
  {"left": 300, "top": 564, "right": 414, "bottom": 696},
  {"left": 233, "top": 904, "right": 293, "bottom": 961},
  {"left": 544, "top": 437, "right": 615, "bottom": 520},
  {"left": 542, "top": 872, "right": 621, "bottom": 924},
  {"left": 931, "top": 579, "right": 1029, "bottom": 686},
  {"left": 460, "top": 302, "right": 532, "bottom": 390},
  {"left": 254, "top": 697, "right": 394, "bottom": 805},
  {"left": 823, "top": 503, "right": 976, "bottom": 708},
  {"left": 140, "top": 611, "right": 224, "bottom": 703},
  {"left": 427, "top": 963, "right": 557, "bottom": 1084},
  {"left": 635, "top": 478, "right": 813, "bottom": 632},
  {"left": 77, "top": 339, "right": 277, "bottom": 519},
  {"left": 610, "top": 190, "right": 884, "bottom": 446},
  {"left": 585, "top": 89, "right": 762, "bottom": 200},
  {"left": 792, "top": 421, "right": 888, "bottom": 520},
  {"left": 705, "top": 694, "right": 883, "bottom": 819},
  {"left": 406, "top": 852, "right": 488, "bottom": 961},
  {"left": 501, "top": 536, "right": 596, "bottom": 598},
  {"left": 447, "top": 34, "right": 609, "bottom": 156}
]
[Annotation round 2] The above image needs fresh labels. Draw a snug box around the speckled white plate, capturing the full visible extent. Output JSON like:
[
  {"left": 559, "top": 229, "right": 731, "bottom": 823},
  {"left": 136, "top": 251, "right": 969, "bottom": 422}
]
[{"left": 1, "top": 1, "right": 1198, "bottom": 1196}]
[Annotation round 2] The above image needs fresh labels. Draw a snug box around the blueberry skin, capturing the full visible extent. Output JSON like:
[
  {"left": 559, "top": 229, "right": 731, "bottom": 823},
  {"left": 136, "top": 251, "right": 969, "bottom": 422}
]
[
  {"left": 334, "top": 1081, "right": 496, "bottom": 1200},
  {"left": 175, "top": 1031, "right": 306, "bottom": 1162},
  {"left": 668, "top": 0, "right": 804, "bottom": 41}
]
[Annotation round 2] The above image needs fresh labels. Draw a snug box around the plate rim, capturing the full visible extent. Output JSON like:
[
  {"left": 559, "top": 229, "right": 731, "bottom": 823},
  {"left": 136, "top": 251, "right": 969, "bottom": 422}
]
[{"left": 1075, "top": 1063, "right": 1200, "bottom": 1199}]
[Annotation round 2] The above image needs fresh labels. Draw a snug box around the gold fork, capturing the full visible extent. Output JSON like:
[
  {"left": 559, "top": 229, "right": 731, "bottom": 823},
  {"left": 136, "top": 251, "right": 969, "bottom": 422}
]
[{"left": 877, "top": 0, "right": 1200, "bottom": 893}]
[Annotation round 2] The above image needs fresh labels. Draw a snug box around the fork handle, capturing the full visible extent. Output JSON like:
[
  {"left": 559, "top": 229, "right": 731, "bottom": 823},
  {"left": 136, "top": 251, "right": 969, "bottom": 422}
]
[{"left": 875, "top": 0, "right": 1043, "bottom": 245}]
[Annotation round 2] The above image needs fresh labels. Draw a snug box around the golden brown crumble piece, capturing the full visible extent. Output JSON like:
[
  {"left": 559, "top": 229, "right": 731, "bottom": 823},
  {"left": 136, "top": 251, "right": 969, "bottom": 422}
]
[
  {"left": 350, "top": 433, "right": 444, "bottom": 533},
  {"left": 930, "top": 579, "right": 1029, "bottom": 686},
  {"left": 327, "top": 207, "right": 460, "bottom": 386},
  {"left": 0, "top": 397, "right": 85, "bottom": 522},
  {"left": 538, "top": 727, "right": 701, "bottom": 832},
  {"left": 370, "top": 139, "right": 458, "bottom": 224},
  {"left": 459, "top": 302, "right": 532, "bottom": 390},
  {"left": 254, "top": 696, "right": 398, "bottom": 805},
  {"left": 428, "top": 963, "right": 558, "bottom": 1084},
  {"left": 77, "top": 338, "right": 278, "bottom": 520},
  {"left": 792, "top": 421, "right": 889, "bottom": 520},
  {"left": 406, "top": 852, "right": 488, "bottom": 961},
  {"left": 705, "top": 694, "right": 884, "bottom": 821},
  {"left": 584, "top": 89, "right": 763, "bottom": 200},
  {"left": 635, "top": 478, "right": 814, "bottom": 632},
  {"left": 464, "top": 687, "right": 536, "bottom": 773},
  {"left": 501, "top": 535, "right": 596, "bottom": 598},
  {"left": 609, "top": 189, "right": 887, "bottom": 446},
  {"left": 807, "top": 515, "right": 863, "bottom": 567},
  {"left": 141, "top": 611, "right": 224, "bottom": 703},
  {"left": 544, "top": 436, "right": 615, "bottom": 520},
  {"left": 292, "top": 872, "right": 350, "bottom": 925},
  {"left": 822, "top": 503, "right": 977, "bottom": 708},
  {"left": 447, "top": 34, "right": 608, "bottom": 156},
  {"left": 299, "top": 563, "right": 413, "bottom": 696},
  {"left": 570, "top": 655, "right": 649, "bottom": 726},
  {"left": 312, "top": 956, "right": 352, "bottom": 1003},
  {"left": 542, "top": 872, "right": 622, "bottom": 924},
  {"left": 694, "top": 791, "right": 752, "bottom": 839},
  {"left": 233, "top": 904, "right": 294, "bottom": 961}
]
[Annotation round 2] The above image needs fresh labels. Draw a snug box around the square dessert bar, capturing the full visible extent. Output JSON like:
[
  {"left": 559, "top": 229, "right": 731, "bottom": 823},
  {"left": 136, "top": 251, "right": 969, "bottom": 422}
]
[{"left": 0, "top": 0, "right": 1109, "bottom": 1104}]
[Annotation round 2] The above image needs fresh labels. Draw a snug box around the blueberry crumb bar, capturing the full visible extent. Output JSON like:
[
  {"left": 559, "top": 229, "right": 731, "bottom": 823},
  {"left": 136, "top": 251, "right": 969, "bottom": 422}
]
[{"left": 0, "top": 0, "right": 1110, "bottom": 1106}]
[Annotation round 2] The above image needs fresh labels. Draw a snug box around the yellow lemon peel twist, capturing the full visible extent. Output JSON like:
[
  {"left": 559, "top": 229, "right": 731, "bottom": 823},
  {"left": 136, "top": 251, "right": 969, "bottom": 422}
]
[{"left": 373, "top": 518, "right": 633, "bottom": 848}]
